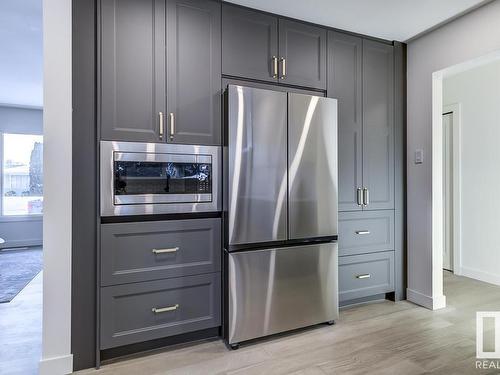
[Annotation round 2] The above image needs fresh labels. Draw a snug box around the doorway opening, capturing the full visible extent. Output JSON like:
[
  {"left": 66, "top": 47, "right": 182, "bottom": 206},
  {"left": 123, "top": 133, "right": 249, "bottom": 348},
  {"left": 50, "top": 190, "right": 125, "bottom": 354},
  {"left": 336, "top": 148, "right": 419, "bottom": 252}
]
[
  {"left": 441, "top": 103, "right": 461, "bottom": 275},
  {"left": 0, "top": 1, "right": 44, "bottom": 374},
  {"left": 432, "top": 49, "right": 500, "bottom": 306},
  {"left": 442, "top": 110, "right": 453, "bottom": 272}
]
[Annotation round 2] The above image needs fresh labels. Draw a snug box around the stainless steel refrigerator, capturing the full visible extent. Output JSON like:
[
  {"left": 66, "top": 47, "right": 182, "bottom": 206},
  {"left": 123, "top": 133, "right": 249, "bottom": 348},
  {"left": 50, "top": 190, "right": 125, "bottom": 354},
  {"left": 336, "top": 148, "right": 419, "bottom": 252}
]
[{"left": 223, "top": 85, "right": 338, "bottom": 348}]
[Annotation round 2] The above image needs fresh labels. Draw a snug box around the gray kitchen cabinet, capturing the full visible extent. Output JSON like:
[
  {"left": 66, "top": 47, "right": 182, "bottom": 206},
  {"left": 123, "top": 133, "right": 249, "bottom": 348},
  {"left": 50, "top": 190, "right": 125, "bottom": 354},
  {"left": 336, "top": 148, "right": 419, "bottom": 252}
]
[
  {"left": 362, "top": 40, "right": 394, "bottom": 210},
  {"left": 100, "top": 0, "right": 166, "bottom": 142},
  {"left": 338, "top": 251, "right": 394, "bottom": 302},
  {"left": 338, "top": 211, "right": 394, "bottom": 257},
  {"left": 100, "top": 273, "right": 221, "bottom": 349},
  {"left": 166, "top": 0, "right": 221, "bottom": 145},
  {"left": 222, "top": 4, "right": 278, "bottom": 83},
  {"left": 100, "top": 0, "right": 221, "bottom": 145},
  {"left": 328, "top": 32, "right": 363, "bottom": 211},
  {"left": 100, "top": 218, "right": 221, "bottom": 286},
  {"left": 278, "top": 19, "right": 327, "bottom": 89},
  {"left": 329, "top": 36, "right": 394, "bottom": 211},
  {"left": 222, "top": 4, "right": 327, "bottom": 89},
  {"left": 329, "top": 34, "right": 398, "bottom": 305}
]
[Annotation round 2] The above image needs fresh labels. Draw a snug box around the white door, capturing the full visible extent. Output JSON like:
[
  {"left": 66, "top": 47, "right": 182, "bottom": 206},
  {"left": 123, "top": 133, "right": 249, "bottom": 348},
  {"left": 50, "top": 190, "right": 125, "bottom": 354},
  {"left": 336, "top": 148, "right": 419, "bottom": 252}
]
[{"left": 443, "top": 112, "right": 453, "bottom": 271}]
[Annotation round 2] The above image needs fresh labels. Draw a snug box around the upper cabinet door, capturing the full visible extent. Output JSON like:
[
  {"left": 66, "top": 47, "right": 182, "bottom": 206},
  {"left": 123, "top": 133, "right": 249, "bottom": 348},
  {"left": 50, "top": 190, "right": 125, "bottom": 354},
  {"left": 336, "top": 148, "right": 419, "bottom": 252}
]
[
  {"left": 362, "top": 40, "right": 394, "bottom": 210},
  {"left": 166, "top": 0, "right": 221, "bottom": 145},
  {"left": 100, "top": 0, "right": 166, "bottom": 142},
  {"left": 222, "top": 5, "right": 278, "bottom": 83},
  {"left": 328, "top": 32, "right": 363, "bottom": 212},
  {"left": 278, "top": 20, "right": 327, "bottom": 89}
]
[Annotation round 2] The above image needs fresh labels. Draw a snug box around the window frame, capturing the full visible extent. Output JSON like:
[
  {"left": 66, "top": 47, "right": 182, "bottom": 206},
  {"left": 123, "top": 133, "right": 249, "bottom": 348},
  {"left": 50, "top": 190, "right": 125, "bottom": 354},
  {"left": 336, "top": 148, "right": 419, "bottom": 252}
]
[{"left": 0, "top": 132, "right": 44, "bottom": 221}]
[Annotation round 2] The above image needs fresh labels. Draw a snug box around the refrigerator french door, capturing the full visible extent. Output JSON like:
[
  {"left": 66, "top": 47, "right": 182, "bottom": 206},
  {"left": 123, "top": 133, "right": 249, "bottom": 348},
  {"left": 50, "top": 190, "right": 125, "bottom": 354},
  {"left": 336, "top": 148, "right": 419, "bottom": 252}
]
[{"left": 225, "top": 85, "right": 338, "bottom": 347}]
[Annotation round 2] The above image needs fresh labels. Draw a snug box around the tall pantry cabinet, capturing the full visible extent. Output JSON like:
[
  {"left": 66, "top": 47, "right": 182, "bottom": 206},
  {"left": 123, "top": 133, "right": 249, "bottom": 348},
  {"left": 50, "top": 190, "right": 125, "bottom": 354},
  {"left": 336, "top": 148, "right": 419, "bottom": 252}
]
[{"left": 328, "top": 31, "right": 404, "bottom": 304}]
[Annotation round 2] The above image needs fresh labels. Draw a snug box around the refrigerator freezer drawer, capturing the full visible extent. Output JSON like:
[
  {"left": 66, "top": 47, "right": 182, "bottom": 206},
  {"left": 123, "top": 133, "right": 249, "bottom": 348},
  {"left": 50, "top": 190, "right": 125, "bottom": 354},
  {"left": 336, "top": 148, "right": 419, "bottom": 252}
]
[{"left": 228, "top": 242, "right": 338, "bottom": 344}]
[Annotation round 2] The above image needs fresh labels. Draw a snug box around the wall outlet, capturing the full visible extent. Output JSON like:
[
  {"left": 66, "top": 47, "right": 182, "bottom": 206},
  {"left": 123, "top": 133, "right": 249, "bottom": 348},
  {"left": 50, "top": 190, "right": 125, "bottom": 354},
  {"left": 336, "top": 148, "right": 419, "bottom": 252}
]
[{"left": 414, "top": 149, "right": 424, "bottom": 164}]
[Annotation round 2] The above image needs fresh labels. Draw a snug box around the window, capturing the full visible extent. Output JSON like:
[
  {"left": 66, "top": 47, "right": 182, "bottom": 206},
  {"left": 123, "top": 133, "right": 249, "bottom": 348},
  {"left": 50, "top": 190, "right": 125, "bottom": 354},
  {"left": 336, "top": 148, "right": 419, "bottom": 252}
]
[{"left": 2, "top": 133, "right": 43, "bottom": 216}]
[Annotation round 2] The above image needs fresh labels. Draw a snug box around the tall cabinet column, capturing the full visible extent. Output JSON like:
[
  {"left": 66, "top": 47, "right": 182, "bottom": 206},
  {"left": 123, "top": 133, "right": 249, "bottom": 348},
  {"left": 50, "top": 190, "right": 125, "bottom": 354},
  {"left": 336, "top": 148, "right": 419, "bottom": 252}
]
[{"left": 329, "top": 32, "right": 403, "bottom": 305}]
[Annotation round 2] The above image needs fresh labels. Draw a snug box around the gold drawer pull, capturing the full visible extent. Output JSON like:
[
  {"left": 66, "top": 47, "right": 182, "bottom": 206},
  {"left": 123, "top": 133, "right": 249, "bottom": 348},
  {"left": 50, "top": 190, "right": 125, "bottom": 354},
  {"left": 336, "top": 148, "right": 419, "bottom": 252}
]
[
  {"left": 152, "top": 247, "right": 179, "bottom": 254},
  {"left": 152, "top": 304, "right": 179, "bottom": 314},
  {"left": 355, "top": 230, "right": 370, "bottom": 235},
  {"left": 356, "top": 274, "right": 371, "bottom": 279}
]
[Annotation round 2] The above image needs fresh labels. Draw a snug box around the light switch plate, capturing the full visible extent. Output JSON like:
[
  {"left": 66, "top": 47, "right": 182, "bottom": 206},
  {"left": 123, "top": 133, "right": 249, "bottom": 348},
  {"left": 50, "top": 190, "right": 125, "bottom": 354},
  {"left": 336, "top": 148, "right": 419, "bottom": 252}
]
[{"left": 414, "top": 149, "right": 424, "bottom": 164}]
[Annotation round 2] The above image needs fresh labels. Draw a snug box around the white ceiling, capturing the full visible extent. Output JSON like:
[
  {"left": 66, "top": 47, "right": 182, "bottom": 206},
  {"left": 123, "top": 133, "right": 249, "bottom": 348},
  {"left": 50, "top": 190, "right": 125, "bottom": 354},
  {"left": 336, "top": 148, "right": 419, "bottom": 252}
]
[
  {"left": 0, "top": 0, "right": 42, "bottom": 108},
  {"left": 0, "top": 0, "right": 491, "bottom": 107},
  {"left": 225, "top": 0, "right": 489, "bottom": 42}
]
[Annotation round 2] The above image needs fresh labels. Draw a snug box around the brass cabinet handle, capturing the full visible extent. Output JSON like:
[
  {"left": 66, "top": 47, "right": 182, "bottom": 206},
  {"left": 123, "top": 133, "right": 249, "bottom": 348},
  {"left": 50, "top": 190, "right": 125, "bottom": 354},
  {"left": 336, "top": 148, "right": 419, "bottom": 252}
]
[
  {"left": 152, "top": 304, "right": 179, "bottom": 314},
  {"left": 363, "top": 188, "right": 369, "bottom": 206},
  {"left": 280, "top": 57, "right": 286, "bottom": 79},
  {"left": 152, "top": 247, "right": 179, "bottom": 254},
  {"left": 169, "top": 112, "right": 175, "bottom": 140},
  {"left": 355, "top": 230, "right": 370, "bottom": 235},
  {"left": 356, "top": 274, "right": 371, "bottom": 279},
  {"left": 159, "top": 112, "right": 165, "bottom": 139},
  {"left": 357, "top": 188, "right": 363, "bottom": 206},
  {"left": 272, "top": 56, "right": 278, "bottom": 78}
]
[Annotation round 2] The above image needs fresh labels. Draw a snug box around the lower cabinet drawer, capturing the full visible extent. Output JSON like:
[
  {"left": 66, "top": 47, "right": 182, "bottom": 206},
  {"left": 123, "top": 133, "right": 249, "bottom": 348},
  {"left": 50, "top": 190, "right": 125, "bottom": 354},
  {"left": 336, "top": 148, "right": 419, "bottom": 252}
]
[
  {"left": 339, "top": 211, "right": 394, "bottom": 256},
  {"left": 100, "top": 273, "right": 221, "bottom": 349},
  {"left": 100, "top": 218, "right": 221, "bottom": 286},
  {"left": 339, "top": 251, "right": 394, "bottom": 302}
]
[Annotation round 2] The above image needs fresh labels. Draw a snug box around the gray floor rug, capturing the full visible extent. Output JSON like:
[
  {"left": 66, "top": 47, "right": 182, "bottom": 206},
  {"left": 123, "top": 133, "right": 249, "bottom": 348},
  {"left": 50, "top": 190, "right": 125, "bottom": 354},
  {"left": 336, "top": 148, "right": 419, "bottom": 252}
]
[{"left": 0, "top": 247, "right": 42, "bottom": 303}]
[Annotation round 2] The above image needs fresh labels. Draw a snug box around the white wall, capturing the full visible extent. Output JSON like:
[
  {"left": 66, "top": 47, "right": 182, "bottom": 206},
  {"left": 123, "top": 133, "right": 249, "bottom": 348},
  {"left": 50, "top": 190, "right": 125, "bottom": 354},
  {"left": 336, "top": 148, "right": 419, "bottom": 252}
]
[
  {"left": 39, "top": 0, "right": 72, "bottom": 374},
  {"left": 407, "top": 0, "right": 500, "bottom": 308},
  {"left": 443, "top": 61, "right": 500, "bottom": 285}
]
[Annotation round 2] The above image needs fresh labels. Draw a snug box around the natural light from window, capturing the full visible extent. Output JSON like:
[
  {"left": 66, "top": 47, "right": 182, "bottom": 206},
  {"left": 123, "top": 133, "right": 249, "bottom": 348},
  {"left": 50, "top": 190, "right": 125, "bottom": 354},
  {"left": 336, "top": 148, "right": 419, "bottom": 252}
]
[{"left": 2, "top": 133, "right": 43, "bottom": 216}]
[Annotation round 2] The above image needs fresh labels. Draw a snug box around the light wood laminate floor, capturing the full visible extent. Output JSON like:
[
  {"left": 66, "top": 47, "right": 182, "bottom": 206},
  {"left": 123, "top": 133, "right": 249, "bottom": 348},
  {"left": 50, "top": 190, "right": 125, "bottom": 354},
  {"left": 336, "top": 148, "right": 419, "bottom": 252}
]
[
  {"left": 0, "top": 271, "right": 42, "bottom": 375},
  {"left": 78, "top": 272, "right": 500, "bottom": 375}
]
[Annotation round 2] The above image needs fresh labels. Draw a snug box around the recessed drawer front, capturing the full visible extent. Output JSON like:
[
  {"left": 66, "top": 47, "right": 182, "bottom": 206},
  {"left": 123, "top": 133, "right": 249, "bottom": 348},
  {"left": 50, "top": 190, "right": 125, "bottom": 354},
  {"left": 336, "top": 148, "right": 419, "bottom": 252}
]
[
  {"left": 101, "top": 218, "right": 221, "bottom": 286},
  {"left": 338, "top": 211, "right": 394, "bottom": 256},
  {"left": 339, "top": 251, "right": 394, "bottom": 302},
  {"left": 100, "top": 273, "right": 221, "bottom": 349}
]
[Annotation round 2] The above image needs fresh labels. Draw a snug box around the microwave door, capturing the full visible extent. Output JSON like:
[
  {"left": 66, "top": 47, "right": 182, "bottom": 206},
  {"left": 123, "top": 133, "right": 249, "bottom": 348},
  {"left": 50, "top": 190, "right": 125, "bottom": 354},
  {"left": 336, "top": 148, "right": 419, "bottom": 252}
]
[
  {"left": 227, "top": 85, "right": 287, "bottom": 246},
  {"left": 100, "top": 141, "right": 221, "bottom": 216},
  {"left": 288, "top": 93, "right": 338, "bottom": 240},
  {"left": 113, "top": 157, "right": 212, "bottom": 205}
]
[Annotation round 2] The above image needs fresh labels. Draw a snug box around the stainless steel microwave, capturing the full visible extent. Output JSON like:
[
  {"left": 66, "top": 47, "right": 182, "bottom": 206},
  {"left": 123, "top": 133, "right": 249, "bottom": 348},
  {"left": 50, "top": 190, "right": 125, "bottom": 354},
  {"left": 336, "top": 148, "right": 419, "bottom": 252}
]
[{"left": 100, "top": 141, "right": 221, "bottom": 216}]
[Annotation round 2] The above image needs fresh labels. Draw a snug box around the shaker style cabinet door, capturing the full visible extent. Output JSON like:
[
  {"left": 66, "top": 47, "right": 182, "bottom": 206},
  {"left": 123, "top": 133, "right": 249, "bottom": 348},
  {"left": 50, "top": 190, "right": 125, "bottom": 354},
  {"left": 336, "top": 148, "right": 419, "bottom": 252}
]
[
  {"left": 362, "top": 40, "right": 394, "bottom": 210},
  {"left": 328, "top": 31, "right": 363, "bottom": 211},
  {"left": 222, "top": 4, "right": 278, "bottom": 83},
  {"left": 278, "top": 19, "right": 327, "bottom": 89},
  {"left": 166, "top": 0, "right": 221, "bottom": 145},
  {"left": 100, "top": 0, "right": 166, "bottom": 142}
]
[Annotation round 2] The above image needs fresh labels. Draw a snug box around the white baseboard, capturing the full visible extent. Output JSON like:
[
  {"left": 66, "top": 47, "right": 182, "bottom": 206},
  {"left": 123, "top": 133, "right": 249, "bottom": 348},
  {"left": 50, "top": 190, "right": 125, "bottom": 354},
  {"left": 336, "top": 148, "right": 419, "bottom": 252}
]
[
  {"left": 0, "top": 239, "right": 42, "bottom": 249},
  {"left": 39, "top": 354, "right": 73, "bottom": 375},
  {"left": 461, "top": 266, "right": 500, "bottom": 286},
  {"left": 407, "top": 288, "right": 446, "bottom": 310}
]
